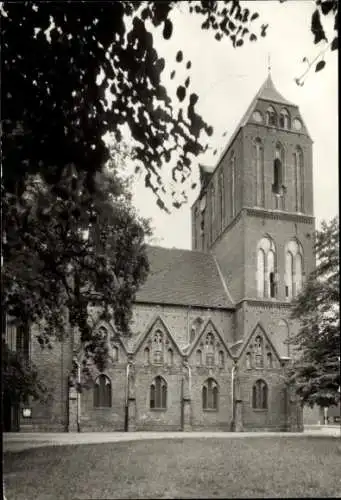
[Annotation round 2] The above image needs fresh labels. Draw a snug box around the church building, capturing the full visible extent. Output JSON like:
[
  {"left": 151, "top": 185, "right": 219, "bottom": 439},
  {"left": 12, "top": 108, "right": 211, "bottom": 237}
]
[{"left": 6, "top": 73, "right": 317, "bottom": 432}]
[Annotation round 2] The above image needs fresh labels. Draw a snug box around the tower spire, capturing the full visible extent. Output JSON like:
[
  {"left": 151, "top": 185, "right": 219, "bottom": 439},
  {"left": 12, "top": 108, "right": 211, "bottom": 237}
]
[{"left": 267, "top": 53, "right": 271, "bottom": 75}]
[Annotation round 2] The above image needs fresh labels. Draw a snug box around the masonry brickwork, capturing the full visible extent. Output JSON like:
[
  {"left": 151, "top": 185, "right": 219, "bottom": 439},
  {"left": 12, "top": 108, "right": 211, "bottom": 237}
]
[{"left": 13, "top": 74, "right": 316, "bottom": 433}]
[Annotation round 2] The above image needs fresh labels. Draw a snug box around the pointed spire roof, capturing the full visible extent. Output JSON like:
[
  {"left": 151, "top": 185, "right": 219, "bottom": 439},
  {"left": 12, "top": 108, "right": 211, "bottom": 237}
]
[
  {"left": 215, "top": 74, "right": 296, "bottom": 166},
  {"left": 257, "top": 73, "right": 294, "bottom": 106}
]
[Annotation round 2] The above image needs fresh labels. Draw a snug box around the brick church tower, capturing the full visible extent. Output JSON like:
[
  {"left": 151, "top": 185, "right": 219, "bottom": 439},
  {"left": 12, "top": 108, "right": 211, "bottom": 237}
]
[{"left": 192, "top": 73, "right": 316, "bottom": 358}]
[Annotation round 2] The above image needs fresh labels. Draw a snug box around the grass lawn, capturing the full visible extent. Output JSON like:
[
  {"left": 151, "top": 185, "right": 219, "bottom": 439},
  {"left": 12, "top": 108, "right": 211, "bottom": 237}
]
[{"left": 4, "top": 437, "right": 341, "bottom": 499}]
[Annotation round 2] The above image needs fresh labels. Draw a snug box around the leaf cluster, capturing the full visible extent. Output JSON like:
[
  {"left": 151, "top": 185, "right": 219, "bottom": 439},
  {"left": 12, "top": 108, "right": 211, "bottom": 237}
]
[
  {"left": 1, "top": 1, "right": 264, "bottom": 210},
  {"left": 288, "top": 217, "right": 340, "bottom": 407}
]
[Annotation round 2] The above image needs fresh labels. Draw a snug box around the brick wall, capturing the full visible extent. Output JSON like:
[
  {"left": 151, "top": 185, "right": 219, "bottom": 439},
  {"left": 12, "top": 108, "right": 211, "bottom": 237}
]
[
  {"left": 243, "top": 212, "right": 315, "bottom": 301},
  {"left": 131, "top": 303, "right": 235, "bottom": 350},
  {"left": 211, "top": 215, "right": 245, "bottom": 304},
  {"left": 242, "top": 113, "right": 313, "bottom": 215},
  {"left": 238, "top": 369, "right": 288, "bottom": 431},
  {"left": 24, "top": 323, "right": 73, "bottom": 431}
]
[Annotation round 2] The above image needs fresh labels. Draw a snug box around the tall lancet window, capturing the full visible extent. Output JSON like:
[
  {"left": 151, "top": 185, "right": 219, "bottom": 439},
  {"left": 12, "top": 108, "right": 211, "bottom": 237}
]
[
  {"left": 254, "top": 138, "right": 264, "bottom": 207},
  {"left": 257, "top": 249, "right": 266, "bottom": 298},
  {"left": 257, "top": 236, "right": 277, "bottom": 299},
  {"left": 279, "top": 108, "right": 290, "bottom": 129},
  {"left": 219, "top": 171, "right": 225, "bottom": 231},
  {"left": 230, "top": 155, "right": 236, "bottom": 218},
  {"left": 210, "top": 183, "right": 215, "bottom": 243},
  {"left": 285, "top": 240, "right": 304, "bottom": 299},
  {"left": 266, "top": 106, "right": 277, "bottom": 127},
  {"left": 273, "top": 143, "right": 285, "bottom": 195},
  {"left": 293, "top": 147, "right": 304, "bottom": 212}
]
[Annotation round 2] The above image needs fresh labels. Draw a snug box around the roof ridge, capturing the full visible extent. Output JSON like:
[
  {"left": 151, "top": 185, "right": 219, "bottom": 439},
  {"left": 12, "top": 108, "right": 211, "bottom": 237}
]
[
  {"left": 212, "top": 253, "right": 235, "bottom": 306},
  {"left": 146, "top": 244, "right": 209, "bottom": 255}
]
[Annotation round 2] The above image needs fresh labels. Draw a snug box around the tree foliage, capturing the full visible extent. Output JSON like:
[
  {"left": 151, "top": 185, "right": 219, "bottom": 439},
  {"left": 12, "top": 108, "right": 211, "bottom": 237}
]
[
  {"left": 1, "top": 1, "right": 267, "bottom": 210},
  {"left": 288, "top": 217, "right": 340, "bottom": 408},
  {"left": 294, "top": 0, "right": 338, "bottom": 85},
  {"left": 2, "top": 162, "right": 151, "bottom": 381},
  {"left": 2, "top": 339, "right": 48, "bottom": 403}
]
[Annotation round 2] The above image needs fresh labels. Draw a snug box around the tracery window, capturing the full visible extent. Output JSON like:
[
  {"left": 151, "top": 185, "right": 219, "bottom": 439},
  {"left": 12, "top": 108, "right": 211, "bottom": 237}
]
[
  {"left": 254, "top": 335, "right": 264, "bottom": 368},
  {"left": 279, "top": 108, "right": 290, "bottom": 129},
  {"left": 112, "top": 345, "right": 119, "bottom": 362},
  {"left": 153, "top": 330, "right": 164, "bottom": 364},
  {"left": 144, "top": 347, "right": 150, "bottom": 364},
  {"left": 205, "top": 333, "right": 215, "bottom": 366},
  {"left": 231, "top": 155, "right": 236, "bottom": 217},
  {"left": 196, "top": 349, "right": 203, "bottom": 366},
  {"left": 94, "top": 374, "right": 112, "bottom": 408},
  {"left": 254, "top": 138, "right": 264, "bottom": 207},
  {"left": 150, "top": 376, "right": 167, "bottom": 409},
  {"left": 219, "top": 170, "right": 225, "bottom": 230},
  {"left": 266, "top": 106, "right": 277, "bottom": 127},
  {"left": 267, "top": 352, "right": 273, "bottom": 368},
  {"left": 252, "top": 379, "right": 268, "bottom": 409},
  {"left": 285, "top": 240, "right": 304, "bottom": 299},
  {"left": 167, "top": 348, "right": 174, "bottom": 366},
  {"left": 293, "top": 147, "right": 304, "bottom": 212},
  {"left": 257, "top": 236, "right": 277, "bottom": 298},
  {"left": 273, "top": 143, "right": 285, "bottom": 195},
  {"left": 202, "top": 378, "right": 219, "bottom": 410}
]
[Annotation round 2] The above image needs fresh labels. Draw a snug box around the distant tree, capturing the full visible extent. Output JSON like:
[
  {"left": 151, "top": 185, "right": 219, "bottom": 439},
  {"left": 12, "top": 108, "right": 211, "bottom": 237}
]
[{"left": 288, "top": 217, "right": 340, "bottom": 408}]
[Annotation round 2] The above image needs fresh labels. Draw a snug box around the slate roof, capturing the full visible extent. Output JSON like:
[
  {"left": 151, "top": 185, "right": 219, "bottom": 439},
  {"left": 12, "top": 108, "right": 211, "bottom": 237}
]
[{"left": 135, "top": 245, "right": 234, "bottom": 309}]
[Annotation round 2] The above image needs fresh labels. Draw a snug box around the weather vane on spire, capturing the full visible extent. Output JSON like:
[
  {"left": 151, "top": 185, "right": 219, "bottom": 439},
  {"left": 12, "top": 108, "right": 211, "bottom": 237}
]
[{"left": 267, "top": 53, "right": 271, "bottom": 75}]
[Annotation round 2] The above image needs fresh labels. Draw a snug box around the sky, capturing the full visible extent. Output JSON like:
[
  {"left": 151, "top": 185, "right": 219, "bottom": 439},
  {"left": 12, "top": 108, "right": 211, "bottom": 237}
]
[{"left": 122, "top": 1, "right": 339, "bottom": 249}]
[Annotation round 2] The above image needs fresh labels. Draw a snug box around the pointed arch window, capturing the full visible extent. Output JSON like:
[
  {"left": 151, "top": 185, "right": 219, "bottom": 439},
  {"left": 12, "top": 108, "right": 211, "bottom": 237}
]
[
  {"left": 279, "top": 109, "right": 290, "bottom": 129},
  {"left": 98, "top": 326, "right": 109, "bottom": 342},
  {"left": 196, "top": 349, "right": 203, "bottom": 366},
  {"left": 112, "top": 345, "right": 119, "bottom": 362},
  {"left": 246, "top": 352, "right": 252, "bottom": 369},
  {"left": 219, "top": 170, "right": 225, "bottom": 230},
  {"left": 218, "top": 350, "right": 224, "bottom": 368},
  {"left": 254, "top": 336, "right": 264, "bottom": 368},
  {"left": 252, "top": 380, "right": 268, "bottom": 409},
  {"left": 266, "top": 106, "right": 277, "bottom": 127},
  {"left": 254, "top": 138, "right": 264, "bottom": 207},
  {"left": 285, "top": 240, "right": 304, "bottom": 299},
  {"left": 267, "top": 352, "right": 273, "bottom": 368},
  {"left": 203, "top": 378, "right": 218, "bottom": 410},
  {"left": 150, "top": 376, "right": 167, "bottom": 409},
  {"left": 257, "top": 248, "right": 266, "bottom": 298},
  {"left": 293, "top": 147, "right": 304, "bottom": 212},
  {"left": 167, "top": 348, "right": 174, "bottom": 366},
  {"left": 273, "top": 143, "right": 285, "bottom": 195},
  {"left": 144, "top": 347, "right": 150, "bottom": 364},
  {"left": 205, "top": 333, "right": 215, "bottom": 366},
  {"left": 153, "top": 330, "right": 164, "bottom": 364},
  {"left": 230, "top": 154, "right": 236, "bottom": 218},
  {"left": 257, "top": 237, "right": 277, "bottom": 298},
  {"left": 94, "top": 374, "right": 112, "bottom": 408}
]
